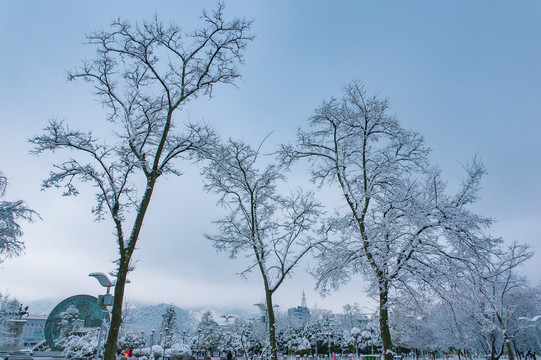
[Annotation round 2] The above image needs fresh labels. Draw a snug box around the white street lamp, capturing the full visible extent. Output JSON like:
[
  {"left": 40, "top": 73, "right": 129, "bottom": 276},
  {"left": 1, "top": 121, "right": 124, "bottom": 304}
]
[{"left": 89, "top": 272, "right": 130, "bottom": 360}]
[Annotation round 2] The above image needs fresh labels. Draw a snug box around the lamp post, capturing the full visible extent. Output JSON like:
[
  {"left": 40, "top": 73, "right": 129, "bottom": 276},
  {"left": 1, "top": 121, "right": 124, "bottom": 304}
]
[
  {"left": 254, "top": 303, "right": 279, "bottom": 360},
  {"left": 151, "top": 329, "right": 155, "bottom": 357},
  {"left": 253, "top": 303, "right": 279, "bottom": 329},
  {"left": 89, "top": 272, "right": 128, "bottom": 360},
  {"left": 159, "top": 332, "right": 164, "bottom": 358},
  {"left": 198, "top": 328, "right": 202, "bottom": 359},
  {"left": 328, "top": 331, "right": 334, "bottom": 359},
  {"left": 310, "top": 335, "right": 318, "bottom": 360}
]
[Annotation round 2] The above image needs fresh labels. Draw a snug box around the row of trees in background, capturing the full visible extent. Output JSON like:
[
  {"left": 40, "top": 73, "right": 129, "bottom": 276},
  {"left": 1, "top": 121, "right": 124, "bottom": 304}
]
[
  {"left": 49, "top": 283, "right": 541, "bottom": 360},
  {"left": 1, "top": 3, "right": 535, "bottom": 360}
]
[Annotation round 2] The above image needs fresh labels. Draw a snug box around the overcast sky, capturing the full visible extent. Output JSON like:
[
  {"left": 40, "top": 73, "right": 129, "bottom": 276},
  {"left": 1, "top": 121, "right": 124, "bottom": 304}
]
[{"left": 0, "top": 1, "right": 540, "bottom": 315}]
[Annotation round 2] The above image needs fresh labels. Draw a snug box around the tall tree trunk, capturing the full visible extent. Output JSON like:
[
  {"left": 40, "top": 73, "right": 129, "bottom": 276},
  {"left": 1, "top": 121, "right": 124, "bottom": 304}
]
[
  {"left": 505, "top": 340, "right": 515, "bottom": 360},
  {"left": 104, "top": 180, "right": 156, "bottom": 360},
  {"left": 496, "top": 313, "right": 515, "bottom": 360},
  {"left": 379, "top": 280, "right": 393, "bottom": 360},
  {"left": 266, "top": 290, "right": 278, "bottom": 360},
  {"left": 104, "top": 253, "right": 130, "bottom": 360}
]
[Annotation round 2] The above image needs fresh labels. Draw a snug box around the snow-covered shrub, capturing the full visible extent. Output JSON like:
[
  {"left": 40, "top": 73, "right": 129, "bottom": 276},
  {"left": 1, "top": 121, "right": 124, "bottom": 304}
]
[
  {"left": 62, "top": 331, "right": 99, "bottom": 359},
  {"left": 118, "top": 331, "right": 146, "bottom": 354},
  {"left": 134, "top": 347, "right": 151, "bottom": 357},
  {"left": 287, "top": 337, "right": 311, "bottom": 355},
  {"left": 150, "top": 345, "right": 165, "bottom": 360},
  {"left": 165, "top": 343, "right": 192, "bottom": 360},
  {"left": 55, "top": 305, "right": 82, "bottom": 349}
]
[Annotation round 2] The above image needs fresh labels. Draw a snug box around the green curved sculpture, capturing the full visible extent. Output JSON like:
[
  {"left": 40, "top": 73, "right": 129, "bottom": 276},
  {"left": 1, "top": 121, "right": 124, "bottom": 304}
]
[{"left": 44, "top": 294, "right": 109, "bottom": 350}]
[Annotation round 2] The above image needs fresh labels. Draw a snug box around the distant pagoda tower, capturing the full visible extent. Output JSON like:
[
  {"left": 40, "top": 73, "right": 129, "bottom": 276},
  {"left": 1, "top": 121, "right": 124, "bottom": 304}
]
[{"left": 288, "top": 290, "right": 311, "bottom": 322}]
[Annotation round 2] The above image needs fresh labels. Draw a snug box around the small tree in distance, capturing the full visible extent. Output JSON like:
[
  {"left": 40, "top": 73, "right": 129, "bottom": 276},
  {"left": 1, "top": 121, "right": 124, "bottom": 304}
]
[
  {"left": 162, "top": 305, "right": 178, "bottom": 346},
  {"left": 202, "top": 139, "right": 325, "bottom": 360},
  {"left": 29, "top": 5, "right": 253, "bottom": 360},
  {"left": 0, "top": 292, "right": 23, "bottom": 346}
]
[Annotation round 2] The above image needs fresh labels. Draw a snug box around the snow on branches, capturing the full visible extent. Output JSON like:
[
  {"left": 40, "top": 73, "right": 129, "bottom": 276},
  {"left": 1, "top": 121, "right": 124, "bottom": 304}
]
[{"left": 0, "top": 172, "right": 38, "bottom": 263}]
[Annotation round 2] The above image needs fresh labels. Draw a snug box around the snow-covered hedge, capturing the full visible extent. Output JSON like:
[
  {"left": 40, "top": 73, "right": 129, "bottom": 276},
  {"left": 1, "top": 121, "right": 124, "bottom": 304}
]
[{"left": 166, "top": 343, "right": 192, "bottom": 360}]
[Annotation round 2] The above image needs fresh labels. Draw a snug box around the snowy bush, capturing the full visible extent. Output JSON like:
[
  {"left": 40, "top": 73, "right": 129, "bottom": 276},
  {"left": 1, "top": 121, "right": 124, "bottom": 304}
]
[
  {"left": 166, "top": 343, "right": 192, "bottom": 360},
  {"left": 134, "top": 347, "right": 151, "bottom": 357},
  {"left": 62, "top": 331, "right": 99, "bottom": 359},
  {"left": 287, "top": 337, "right": 311, "bottom": 355},
  {"left": 150, "top": 345, "right": 165, "bottom": 360},
  {"left": 118, "top": 331, "right": 146, "bottom": 354}
]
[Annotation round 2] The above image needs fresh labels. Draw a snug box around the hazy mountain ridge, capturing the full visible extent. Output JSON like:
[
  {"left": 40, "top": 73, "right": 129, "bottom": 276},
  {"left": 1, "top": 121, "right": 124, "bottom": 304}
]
[{"left": 26, "top": 298, "right": 256, "bottom": 334}]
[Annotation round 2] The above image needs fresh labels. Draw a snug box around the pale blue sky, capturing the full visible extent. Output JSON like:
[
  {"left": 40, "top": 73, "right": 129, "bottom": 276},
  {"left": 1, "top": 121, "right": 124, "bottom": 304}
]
[{"left": 0, "top": 1, "right": 540, "bottom": 313}]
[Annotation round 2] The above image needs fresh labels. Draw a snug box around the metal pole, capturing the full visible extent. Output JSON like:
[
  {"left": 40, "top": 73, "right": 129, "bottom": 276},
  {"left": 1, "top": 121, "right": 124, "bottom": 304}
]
[
  {"left": 355, "top": 336, "right": 359, "bottom": 360},
  {"left": 328, "top": 333, "right": 332, "bottom": 359},
  {"left": 95, "top": 323, "right": 103, "bottom": 360},
  {"left": 151, "top": 330, "right": 155, "bottom": 357},
  {"left": 95, "top": 309, "right": 107, "bottom": 360}
]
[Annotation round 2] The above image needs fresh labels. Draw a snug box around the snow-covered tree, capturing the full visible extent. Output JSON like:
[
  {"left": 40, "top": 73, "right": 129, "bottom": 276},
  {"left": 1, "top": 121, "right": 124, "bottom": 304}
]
[
  {"left": 392, "top": 296, "right": 439, "bottom": 358},
  {"left": 227, "top": 317, "right": 264, "bottom": 360},
  {"left": 162, "top": 306, "right": 177, "bottom": 332},
  {"left": 118, "top": 331, "right": 146, "bottom": 355},
  {"left": 341, "top": 303, "right": 364, "bottom": 332},
  {"left": 197, "top": 311, "right": 222, "bottom": 356},
  {"left": 202, "top": 139, "right": 325, "bottom": 360},
  {"left": 52, "top": 304, "right": 101, "bottom": 358},
  {"left": 509, "top": 285, "right": 541, "bottom": 359},
  {"left": 0, "top": 292, "right": 22, "bottom": 347},
  {"left": 62, "top": 330, "right": 100, "bottom": 359},
  {"left": 280, "top": 80, "right": 500, "bottom": 360},
  {"left": 161, "top": 305, "right": 178, "bottom": 346},
  {"left": 55, "top": 305, "right": 83, "bottom": 350},
  {"left": 0, "top": 172, "right": 38, "bottom": 263},
  {"left": 467, "top": 243, "right": 533, "bottom": 360},
  {"left": 391, "top": 247, "right": 535, "bottom": 360},
  {"left": 350, "top": 327, "right": 361, "bottom": 359},
  {"left": 29, "top": 5, "right": 253, "bottom": 360},
  {"left": 359, "top": 316, "right": 380, "bottom": 355}
]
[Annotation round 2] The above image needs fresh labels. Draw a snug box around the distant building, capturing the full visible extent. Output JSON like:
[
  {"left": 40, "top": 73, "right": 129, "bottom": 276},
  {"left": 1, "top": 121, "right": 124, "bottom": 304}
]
[
  {"left": 287, "top": 291, "right": 311, "bottom": 322},
  {"left": 20, "top": 315, "right": 47, "bottom": 349}
]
